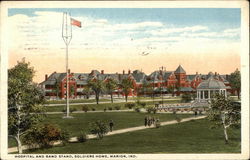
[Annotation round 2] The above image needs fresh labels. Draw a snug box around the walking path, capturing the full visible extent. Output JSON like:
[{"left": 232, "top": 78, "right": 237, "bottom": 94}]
[{"left": 8, "top": 115, "right": 206, "bottom": 153}]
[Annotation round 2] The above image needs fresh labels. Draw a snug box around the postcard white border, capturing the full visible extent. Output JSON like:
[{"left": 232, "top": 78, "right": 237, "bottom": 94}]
[{"left": 1, "top": 1, "right": 249, "bottom": 160}]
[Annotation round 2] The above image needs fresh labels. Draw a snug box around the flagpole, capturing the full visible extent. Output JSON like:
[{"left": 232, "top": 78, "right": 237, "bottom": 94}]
[{"left": 62, "top": 12, "right": 72, "bottom": 118}]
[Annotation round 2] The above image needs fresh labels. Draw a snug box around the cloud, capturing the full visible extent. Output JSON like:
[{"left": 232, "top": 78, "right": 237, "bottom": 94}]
[
  {"left": 8, "top": 11, "right": 240, "bottom": 56},
  {"left": 150, "top": 25, "right": 208, "bottom": 35}
]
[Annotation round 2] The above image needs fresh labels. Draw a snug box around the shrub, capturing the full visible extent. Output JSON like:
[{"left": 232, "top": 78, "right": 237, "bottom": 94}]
[
  {"left": 104, "top": 108, "right": 107, "bottom": 112},
  {"left": 114, "top": 106, "right": 121, "bottom": 110},
  {"left": 62, "top": 108, "right": 77, "bottom": 113},
  {"left": 181, "top": 93, "right": 192, "bottom": 103},
  {"left": 124, "top": 103, "right": 135, "bottom": 109},
  {"left": 23, "top": 123, "right": 66, "bottom": 148},
  {"left": 108, "top": 107, "right": 113, "bottom": 110},
  {"left": 175, "top": 116, "right": 182, "bottom": 123},
  {"left": 82, "top": 105, "right": 89, "bottom": 112},
  {"left": 146, "top": 107, "right": 153, "bottom": 113},
  {"left": 89, "top": 120, "right": 109, "bottom": 139},
  {"left": 77, "top": 132, "right": 87, "bottom": 142},
  {"left": 173, "top": 110, "right": 176, "bottom": 114},
  {"left": 91, "top": 108, "right": 96, "bottom": 111},
  {"left": 134, "top": 107, "right": 140, "bottom": 112}
]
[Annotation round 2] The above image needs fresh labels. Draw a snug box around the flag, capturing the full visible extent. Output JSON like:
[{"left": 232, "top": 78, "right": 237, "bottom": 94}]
[{"left": 71, "top": 18, "right": 81, "bottom": 28}]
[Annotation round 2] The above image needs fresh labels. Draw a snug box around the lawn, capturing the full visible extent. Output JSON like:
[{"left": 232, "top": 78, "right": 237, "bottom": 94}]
[
  {"left": 45, "top": 99, "right": 182, "bottom": 112},
  {"left": 25, "top": 118, "right": 241, "bottom": 154},
  {"left": 8, "top": 112, "right": 193, "bottom": 148},
  {"left": 41, "top": 112, "right": 193, "bottom": 136}
]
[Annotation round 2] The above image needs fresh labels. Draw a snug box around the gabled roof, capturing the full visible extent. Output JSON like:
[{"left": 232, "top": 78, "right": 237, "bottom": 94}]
[
  {"left": 174, "top": 65, "right": 186, "bottom": 74},
  {"left": 132, "top": 70, "right": 146, "bottom": 83}
]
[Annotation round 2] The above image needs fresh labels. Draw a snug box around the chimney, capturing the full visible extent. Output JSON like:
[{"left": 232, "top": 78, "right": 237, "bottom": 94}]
[
  {"left": 45, "top": 74, "right": 48, "bottom": 81},
  {"left": 123, "top": 70, "right": 125, "bottom": 75},
  {"left": 101, "top": 70, "right": 104, "bottom": 74},
  {"left": 215, "top": 72, "right": 217, "bottom": 76},
  {"left": 128, "top": 70, "right": 131, "bottom": 74},
  {"left": 160, "top": 70, "right": 163, "bottom": 75},
  {"left": 196, "top": 72, "right": 198, "bottom": 75},
  {"left": 68, "top": 69, "right": 70, "bottom": 73}
]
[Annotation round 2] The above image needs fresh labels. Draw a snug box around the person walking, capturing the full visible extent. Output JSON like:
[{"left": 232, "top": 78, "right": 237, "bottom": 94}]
[{"left": 109, "top": 120, "right": 114, "bottom": 132}]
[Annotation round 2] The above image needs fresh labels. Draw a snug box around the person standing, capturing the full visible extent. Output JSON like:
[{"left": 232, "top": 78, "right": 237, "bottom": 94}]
[{"left": 109, "top": 120, "right": 114, "bottom": 132}]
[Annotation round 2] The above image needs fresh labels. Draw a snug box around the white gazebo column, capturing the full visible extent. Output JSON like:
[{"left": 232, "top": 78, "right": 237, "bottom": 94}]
[
  {"left": 202, "top": 90, "right": 204, "bottom": 99},
  {"left": 199, "top": 90, "right": 201, "bottom": 100},
  {"left": 208, "top": 90, "right": 210, "bottom": 99},
  {"left": 197, "top": 91, "right": 199, "bottom": 99},
  {"left": 224, "top": 90, "right": 227, "bottom": 97}
]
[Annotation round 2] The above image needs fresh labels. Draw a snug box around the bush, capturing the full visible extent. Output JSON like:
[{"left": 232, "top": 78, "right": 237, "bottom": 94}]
[
  {"left": 134, "top": 107, "right": 140, "bottom": 112},
  {"left": 114, "top": 106, "right": 121, "bottom": 110},
  {"left": 82, "top": 105, "right": 89, "bottom": 112},
  {"left": 181, "top": 93, "right": 192, "bottom": 103},
  {"left": 124, "top": 103, "right": 136, "bottom": 109},
  {"left": 91, "top": 108, "right": 96, "bottom": 111},
  {"left": 62, "top": 108, "right": 77, "bottom": 113},
  {"left": 108, "top": 107, "right": 113, "bottom": 110},
  {"left": 89, "top": 120, "right": 109, "bottom": 139},
  {"left": 175, "top": 116, "right": 182, "bottom": 123},
  {"left": 146, "top": 107, "right": 154, "bottom": 113},
  {"left": 77, "top": 132, "right": 87, "bottom": 142},
  {"left": 23, "top": 123, "right": 67, "bottom": 148},
  {"left": 104, "top": 108, "right": 107, "bottom": 112}
]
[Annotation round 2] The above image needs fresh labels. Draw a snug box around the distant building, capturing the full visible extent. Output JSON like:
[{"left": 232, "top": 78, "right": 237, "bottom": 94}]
[{"left": 40, "top": 65, "right": 232, "bottom": 99}]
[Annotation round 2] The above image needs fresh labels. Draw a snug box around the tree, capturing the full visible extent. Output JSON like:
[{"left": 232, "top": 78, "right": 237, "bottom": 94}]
[
  {"left": 70, "top": 85, "right": 75, "bottom": 98},
  {"left": 88, "top": 79, "right": 104, "bottom": 104},
  {"left": 228, "top": 69, "right": 241, "bottom": 99},
  {"left": 167, "top": 86, "right": 175, "bottom": 97},
  {"left": 82, "top": 86, "right": 92, "bottom": 99},
  {"left": 208, "top": 94, "right": 241, "bottom": 144},
  {"left": 105, "top": 78, "right": 117, "bottom": 103},
  {"left": 89, "top": 120, "right": 109, "bottom": 139},
  {"left": 8, "top": 58, "right": 45, "bottom": 153},
  {"left": 140, "top": 81, "right": 150, "bottom": 97},
  {"left": 120, "top": 78, "right": 134, "bottom": 102},
  {"left": 53, "top": 79, "right": 60, "bottom": 99}
]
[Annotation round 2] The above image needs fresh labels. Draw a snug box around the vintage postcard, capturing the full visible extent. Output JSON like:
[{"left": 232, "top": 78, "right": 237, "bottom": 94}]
[{"left": 0, "top": 1, "right": 249, "bottom": 160}]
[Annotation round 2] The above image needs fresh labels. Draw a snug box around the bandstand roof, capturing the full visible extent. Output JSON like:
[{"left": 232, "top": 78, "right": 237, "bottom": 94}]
[{"left": 197, "top": 77, "right": 226, "bottom": 90}]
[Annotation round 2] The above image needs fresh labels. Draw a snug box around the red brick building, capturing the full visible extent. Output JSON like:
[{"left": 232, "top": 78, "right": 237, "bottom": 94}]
[{"left": 40, "top": 65, "right": 232, "bottom": 99}]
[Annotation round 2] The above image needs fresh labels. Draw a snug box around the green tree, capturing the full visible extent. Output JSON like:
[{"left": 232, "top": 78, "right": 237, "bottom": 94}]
[
  {"left": 105, "top": 78, "right": 117, "bottom": 103},
  {"left": 8, "top": 58, "right": 45, "bottom": 153},
  {"left": 228, "top": 69, "right": 241, "bottom": 99},
  {"left": 140, "top": 81, "right": 150, "bottom": 97},
  {"left": 208, "top": 94, "right": 241, "bottom": 144},
  {"left": 82, "top": 86, "right": 92, "bottom": 99},
  {"left": 89, "top": 120, "right": 108, "bottom": 139},
  {"left": 88, "top": 79, "right": 104, "bottom": 104},
  {"left": 70, "top": 85, "right": 75, "bottom": 98},
  {"left": 120, "top": 78, "right": 134, "bottom": 102},
  {"left": 53, "top": 79, "right": 60, "bottom": 99},
  {"left": 167, "top": 86, "right": 175, "bottom": 97}
]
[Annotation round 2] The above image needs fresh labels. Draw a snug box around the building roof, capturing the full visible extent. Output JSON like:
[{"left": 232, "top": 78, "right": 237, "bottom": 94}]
[
  {"left": 174, "top": 65, "right": 186, "bottom": 74},
  {"left": 180, "top": 87, "right": 195, "bottom": 92},
  {"left": 197, "top": 77, "right": 226, "bottom": 90},
  {"left": 132, "top": 70, "right": 146, "bottom": 83}
]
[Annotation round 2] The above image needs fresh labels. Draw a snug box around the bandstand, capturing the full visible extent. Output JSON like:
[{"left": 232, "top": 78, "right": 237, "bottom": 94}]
[{"left": 196, "top": 77, "right": 227, "bottom": 102}]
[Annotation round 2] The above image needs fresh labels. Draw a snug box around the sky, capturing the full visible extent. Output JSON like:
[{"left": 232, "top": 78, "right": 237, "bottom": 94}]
[{"left": 8, "top": 8, "right": 241, "bottom": 83}]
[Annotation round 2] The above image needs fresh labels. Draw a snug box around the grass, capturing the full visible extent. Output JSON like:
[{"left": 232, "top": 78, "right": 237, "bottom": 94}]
[
  {"left": 41, "top": 112, "right": 193, "bottom": 137},
  {"left": 25, "top": 118, "right": 241, "bottom": 154},
  {"left": 45, "top": 96, "right": 181, "bottom": 104},
  {"left": 45, "top": 100, "right": 182, "bottom": 112}
]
